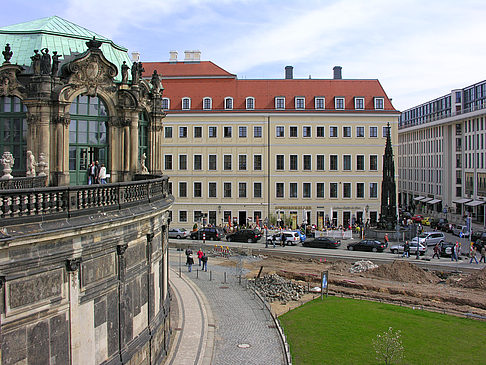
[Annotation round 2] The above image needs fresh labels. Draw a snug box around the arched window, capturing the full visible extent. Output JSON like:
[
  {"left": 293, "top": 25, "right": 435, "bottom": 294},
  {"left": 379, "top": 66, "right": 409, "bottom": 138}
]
[
  {"left": 182, "top": 97, "right": 191, "bottom": 110},
  {"left": 162, "top": 97, "right": 170, "bottom": 110},
  {"left": 0, "top": 96, "right": 27, "bottom": 174},
  {"left": 139, "top": 112, "right": 149, "bottom": 163},
  {"left": 224, "top": 97, "right": 233, "bottom": 110},
  {"left": 203, "top": 97, "right": 212, "bottom": 110},
  {"left": 68, "top": 95, "right": 109, "bottom": 185}
]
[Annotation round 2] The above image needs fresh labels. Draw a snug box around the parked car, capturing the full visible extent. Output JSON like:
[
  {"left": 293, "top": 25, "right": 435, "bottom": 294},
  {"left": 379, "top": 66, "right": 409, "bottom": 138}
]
[
  {"left": 294, "top": 230, "right": 307, "bottom": 242},
  {"left": 226, "top": 229, "right": 262, "bottom": 243},
  {"left": 440, "top": 242, "right": 455, "bottom": 257},
  {"left": 302, "top": 237, "right": 341, "bottom": 249},
  {"left": 266, "top": 231, "right": 301, "bottom": 246},
  {"left": 411, "top": 214, "right": 424, "bottom": 223},
  {"left": 411, "top": 231, "right": 445, "bottom": 247},
  {"left": 431, "top": 218, "right": 449, "bottom": 231},
  {"left": 190, "top": 227, "right": 225, "bottom": 241},
  {"left": 347, "top": 239, "right": 386, "bottom": 252},
  {"left": 390, "top": 242, "right": 426, "bottom": 255},
  {"left": 421, "top": 217, "right": 432, "bottom": 226},
  {"left": 168, "top": 228, "right": 190, "bottom": 239},
  {"left": 452, "top": 225, "right": 470, "bottom": 237}
]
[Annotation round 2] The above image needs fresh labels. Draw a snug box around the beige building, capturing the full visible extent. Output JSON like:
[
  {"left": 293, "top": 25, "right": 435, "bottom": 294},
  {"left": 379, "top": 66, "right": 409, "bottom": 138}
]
[{"left": 144, "top": 54, "right": 400, "bottom": 230}]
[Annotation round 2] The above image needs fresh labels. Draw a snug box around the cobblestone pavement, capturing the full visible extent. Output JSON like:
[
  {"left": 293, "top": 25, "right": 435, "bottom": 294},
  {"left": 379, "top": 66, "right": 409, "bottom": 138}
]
[{"left": 169, "top": 251, "right": 287, "bottom": 365}]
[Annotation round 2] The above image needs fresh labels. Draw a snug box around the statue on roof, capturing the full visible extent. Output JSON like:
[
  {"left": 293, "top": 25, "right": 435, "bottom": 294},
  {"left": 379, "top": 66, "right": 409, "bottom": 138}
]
[
  {"left": 150, "top": 70, "right": 162, "bottom": 93},
  {"left": 121, "top": 61, "right": 129, "bottom": 84},
  {"left": 31, "top": 50, "right": 41, "bottom": 75},
  {"left": 131, "top": 62, "right": 139, "bottom": 84},
  {"left": 40, "top": 48, "right": 51, "bottom": 75},
  {"left": 51, "top": 51, "right": 61, "bottom": 76},
  {"left": 138, "top": 62, "right": 144, "bottom": 81},
  {"left": 2, "top": 44, "right": 13, "bottom": 64}
]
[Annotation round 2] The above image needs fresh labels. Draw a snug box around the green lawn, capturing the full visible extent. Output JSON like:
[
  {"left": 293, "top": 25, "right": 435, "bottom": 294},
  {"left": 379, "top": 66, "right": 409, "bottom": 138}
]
[{"left": 279, "top": 296, "right": 486, "bottom": 364}]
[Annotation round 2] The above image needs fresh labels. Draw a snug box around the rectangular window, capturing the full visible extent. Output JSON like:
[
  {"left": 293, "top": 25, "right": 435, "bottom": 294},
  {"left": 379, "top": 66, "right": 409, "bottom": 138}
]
[
  {"left": 162, "top": 98, "right": 169, "bottom": 110},
  {"left": 179, "top": 182, "right": 187, "bottom": 198},
  {"left": 223, "top": 155, "right": 232, "bottom": 170},
  {"left": 239, "top": 126, "right": 247, "bottom": 138},
  {"left": 343, "top": 126, "right": 351, "bottom": 138},
  {"left": 193, "top": 155, "right": 202, "bottom": 170},
  {"left": 356, "top": 182, "right": 364, "bottom": 198},
  {"left": 290, "top": 183, "right": 298, "bottom": 198},
  {"left": 317, "top": 126, "right": 325, "bottom": 137},
  {"left": 374, "top": 97, "right": 384, "bottom": 110},
  {"left": 225, "top": 98, "right": 233, "bottom": 110},
  {"left": 317, "top": 182, "right": 325, "bottom": 198},
  {"left": 275, "top": 97, "right": 285, "bottom": 109},
  {"left": 382, "top": 126, "right": 389, "bottom": 137},
  {"left": 179, "top": 210, "right": 187, "bottom": 222},
  {"left": 208, "top": 182, "right": 217, "bottom": 198},
  {"left": 253, "top": 154, "right": 262, "bottom": 170},
  {"left": 303, "top": 126, "right": 311, "bottom": 137},
  {"left": 276, "top": 183, "right": 284, "bottom": 198},
  {"left": 370, "top": 155, "right": 378, "bottom": 170},
  {"left": 276, "top": 126, "right": 285, "bottom": 137},
  {"left": 224, "top": 182, "right": 232, "bottom": 198},
  {"left": 356, "top": 155, "right": 365, "bottom": 170},
  {"left": 315, "top": 97, "right": 325, "bottom": 109},
  {"left": 356, "top": 126, "right": 365, "bottom": 138},
  {"left": 370, "top": 182, "right": 378, "bottom": 198},
  {"left": 182, "top": 98, "right": 190, "bottom": 110},
  {"left": 208, "top": 155, "right": 217, "bottom": 170},
  {"left": 303, "top": 155, "right": 311, "bottom": 170},
  {"left": 168, "top": 182, "right": 172, "bottom": 195},
  {"left": 370, "top": 126, "right": 378, "bottom": 138},
  {"left": 290, "top": 126, "right": 298, "bottom": 138},
  {"left": 179, "top": 154, "right": 187, "bottom": 170},
  {"left": 343, "top": 183, "right": 351, "bottom": 198},
  {"left": 246, "top": 97, "right": 254, "bottom": 110},
  {"left": 295, "top": 97, "right": 305, "bottom": 109},
  {"left": 330, "top": 126, "right": 338, "bottom": 137},
  {"left": 239, "top": 182, "right": 247, "bottom": 198},
  {"left": 254, "top": 182, "right": 262, "bottom": 198},
  {"left": 254, "top": 126, "right": 262, "bottom": 138},
  {"left": 208, "top": 126, "right": 217, "bottom": 138},
  {"left": 290, "top": 155, "right": 298, "bottom": 170},
  {"left": 239, "top": 155, "right": 247, "bottom": 170},
  {"left": 164, "top": 126, "right": 172, "bottom": 138},
  {"left": 194, "top": 182, "right": 202, "bottom": 198},
  {"left": 316, "top": 155, "right": 325, "bottom": 170},
  {"left": 303, "top": 183, "right": 311, "bottom": 198},
  {"left": 330, "top": 155, "right": 338, "bottom": 170},
  {"left": 224, "top": 126, "right": 232, "bottom": 138},
  {"left": 330, "top": 183, "right": 338, "bottom": 198},
  {"left": 276, "top": 155, "right": 285, "bottom": 170},
  {"left": 343, "top": 155, "right": 351, "bottom": 170},
  {"left": 179, "top": 126, "right": 187, "bottom": 138},
  {"left": 355, "top": 97, "right": 364, "bottom": 110},
  {"left": 335, "top": 97, "right": 345, "bottom": 110},
  {"left": 164, "top": 155, "right": 172, "bottom": 170},
  {"left": 194, "top": 126, "right": 202, "bottom": 138}
]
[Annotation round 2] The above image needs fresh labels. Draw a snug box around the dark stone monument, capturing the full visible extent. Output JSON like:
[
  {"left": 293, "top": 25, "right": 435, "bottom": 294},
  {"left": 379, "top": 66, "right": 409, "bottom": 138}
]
[
  {"left": 2, "top": 43, "right": 13, "bottom": 63},
  {"left": 378, "top": 123, "right": 398, "bottom": 230}
]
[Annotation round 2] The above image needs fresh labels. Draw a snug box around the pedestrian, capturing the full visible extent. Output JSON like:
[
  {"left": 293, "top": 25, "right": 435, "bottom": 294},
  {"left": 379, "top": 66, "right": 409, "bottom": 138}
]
[
  {"left": 87, "top": 161, "right": 98, "bottom": 185},
  {"left": 281, "top": 233, "right": 287, "bottom": 247},
  {"left": 94, "top": 161, "right": 100, "bottom": 184},
  {"left": 432, "top": 243, "right": 440, "bottom": 259},
  {"left": 99, "top": 163, "right": 107, "bottom": 184},
  {"left": 201, "top": 253, "right": 208, "bottom": 271},
  {"left": 185, "top": 247, "right": 193, "bottom": 264},
  {"left": 186, "top": 254, "right": 194, "bottom": 272},
  {"left": 451, "top": 242, "right": 458, "bottom": 262},
  {"left": 197, "top": 248, "right": 203, "bottom": 266},
  {"left": 402, "top": 241, "right": 410, "bottom": 258},
  {"left": 469, "top": 245, "right": 479, "bottom": 264},
  {"left": 384, "top": 233, "right": 389, "bottom": 247},
  {"left": 479, "top": 245, "right": 486, "bottom": 263},
  {"left": 272, "top": 234, "right": 276, "bottom": 248}
]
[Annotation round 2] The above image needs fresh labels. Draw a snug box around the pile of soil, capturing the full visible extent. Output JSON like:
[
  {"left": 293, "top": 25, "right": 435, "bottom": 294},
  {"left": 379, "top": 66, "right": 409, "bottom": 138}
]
[
  {"left": 366, "top": 260, "right": 440, "bottom": 284},
  {"left": 454, "top": 267, "right": 486, "bottom": 290}
]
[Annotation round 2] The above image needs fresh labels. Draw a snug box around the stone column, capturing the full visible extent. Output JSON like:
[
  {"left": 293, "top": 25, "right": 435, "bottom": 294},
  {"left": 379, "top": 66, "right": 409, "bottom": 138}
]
[
  {"left": 123, "top": 125, "right": 130, "bottom": 177},
  {"left": 129, "top": 112, "right": 139, "bottom": 174}
]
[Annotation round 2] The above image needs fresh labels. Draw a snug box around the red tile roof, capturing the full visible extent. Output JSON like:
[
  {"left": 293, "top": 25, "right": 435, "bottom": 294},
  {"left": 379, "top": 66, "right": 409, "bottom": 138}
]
[{"left": 143, "top": 61, "right": 235, "bottom": 78}]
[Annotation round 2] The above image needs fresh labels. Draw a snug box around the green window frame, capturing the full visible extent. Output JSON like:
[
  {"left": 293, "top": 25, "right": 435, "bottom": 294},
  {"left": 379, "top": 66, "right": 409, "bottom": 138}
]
[{"left": 0, "top": 96, "right": 27, "bottom": 174}]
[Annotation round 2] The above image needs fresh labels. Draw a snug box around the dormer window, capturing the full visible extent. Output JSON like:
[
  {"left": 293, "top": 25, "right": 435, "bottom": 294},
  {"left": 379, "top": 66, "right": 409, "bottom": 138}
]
[
  {"left": 354, "top": 97, "right": 364, "bottom": 110},
  {"left": 162, "top": 97, "right": 170, "bottom": 110},
  {"left": 335, "top": 97, "right": 345, "bottom": 110},
  {"left": 182, "top": 97, "right": 191, "bottom": 110},
  {"left": 315, "top": 97, "right": 325, "bottom": 110},
  {"left": 203, "top": 97, "right": 212, "bottom": 110},
  {"left": 275, "top": 97, "right": 285, "bottom": 110},
  {"left": 246, "top": 97, "right": 255, "bottom": 110},
  {"left": 295, "top": 97, "right": 305, "bottom": 109},
  {"left": 374, "top": 97, "right": 384, "bottom": 110},
  {"left": 224, "top": 97, "right": 233, "bottom": 110}
]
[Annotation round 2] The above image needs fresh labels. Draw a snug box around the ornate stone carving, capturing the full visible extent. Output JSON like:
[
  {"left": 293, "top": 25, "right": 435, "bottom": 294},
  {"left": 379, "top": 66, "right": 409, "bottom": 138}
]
[
  {"left": 117, "top": 243, "right": 128, "bottom": 256},
  {"left": 66, "top": 258, "right": 82, "bottom": 272},
  {"left": 0, "top": 151, "right": 14, "bottom": 180},
  {"left": 0, "top": 276, "right": 5, "bottom": 290},
  {"left": 117, "top": 90, "right": 137, "bottom": 109},
  {"left": 37, "top": 152, "right": 48, "bottom": 177},
  {"left": 140, "top": 153, "right": 149, "bottom": 174},
  {"left": 2, "top": 43, "right": 13, "bottom": 64},
  {"left": 0, "top": 67, "right": 23, "bottom": 96},
  {"left": 27, "top": 114, "right": 40, "bottom": 125},
  {"left": 26, "top": 150, "right": 36, "bottom": 177},
  {"left": 108, "top": 116, "right": 131, "bottom": 128},
  {"left": 52, "top": 115, "right": 71, "bottom": 126}
]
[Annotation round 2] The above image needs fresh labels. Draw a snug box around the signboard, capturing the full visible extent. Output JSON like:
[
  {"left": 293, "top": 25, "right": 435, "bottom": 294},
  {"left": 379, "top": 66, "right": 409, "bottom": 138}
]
[{"left": 321, "top": 271, "right": 329, "bottom": 299}]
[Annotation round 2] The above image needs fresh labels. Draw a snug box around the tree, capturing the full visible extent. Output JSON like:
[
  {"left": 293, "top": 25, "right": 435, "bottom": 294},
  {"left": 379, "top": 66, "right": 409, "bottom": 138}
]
[{"left": 372, "top": 327, "right": 404, "bottom": 364}]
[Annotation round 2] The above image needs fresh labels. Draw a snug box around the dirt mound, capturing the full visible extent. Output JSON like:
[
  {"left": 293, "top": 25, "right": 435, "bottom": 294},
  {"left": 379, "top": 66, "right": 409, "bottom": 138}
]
[
  {"left": 454, "top": 267, "right": 486, "bottom": 290},
  {"left": 329, "top": 260, "right": 351, "bottom": 272},
  {"left": 365, "top": 260, "right": 439, "bottom": 284}
]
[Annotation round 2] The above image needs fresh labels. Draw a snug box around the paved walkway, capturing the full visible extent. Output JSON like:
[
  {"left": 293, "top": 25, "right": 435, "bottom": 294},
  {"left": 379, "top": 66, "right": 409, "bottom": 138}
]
[{"left": 167, "top": 250, "right": 287, "bottom": 365}]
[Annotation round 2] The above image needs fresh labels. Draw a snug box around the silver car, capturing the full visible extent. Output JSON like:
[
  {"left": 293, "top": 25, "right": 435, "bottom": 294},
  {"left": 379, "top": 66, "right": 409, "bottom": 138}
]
[
  {"left": 411, "top": 231, "right": 445, "bottom": 247},
  {"left": 168, "top": 228, "right": 190, "bottom": 239},
  {"left": 390, "top": 242, "right": 426, "bottom": 255}
]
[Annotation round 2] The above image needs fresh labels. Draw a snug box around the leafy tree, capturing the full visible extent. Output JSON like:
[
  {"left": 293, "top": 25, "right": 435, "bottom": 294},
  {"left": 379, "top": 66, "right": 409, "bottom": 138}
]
[{"left": 372, "top": 327, "right": 404, "bottom": 364}]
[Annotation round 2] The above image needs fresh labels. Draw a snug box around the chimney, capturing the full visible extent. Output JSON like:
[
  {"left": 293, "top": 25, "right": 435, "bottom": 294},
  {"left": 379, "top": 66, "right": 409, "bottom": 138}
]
[
  {"left": 184, "top": 50, "right": 201, "bottom": 62},
  {"left": 285, "top": 66, "right": 293, "bottom": 79},
  {"left": 169, "top": 51, "right": 178, "bottom": 62},
  {"left": 333, "top": 66, "right": 342, "bottom": 79},
  {"left": 131, "top": 52, "right": 140, "bottom": 62}
]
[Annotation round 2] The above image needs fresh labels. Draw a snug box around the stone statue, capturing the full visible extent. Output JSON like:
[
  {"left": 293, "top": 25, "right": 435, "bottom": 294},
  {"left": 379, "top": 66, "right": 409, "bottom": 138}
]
[
  {"left": 26, "top": 150, "right": 36, "bottom": 177},
  {"left": 31, "top": 50, "right": 41, "bottom": 75},
  {"left": 51, "top": 51, "right": 61, "bottom": 76},
  {"left": 150, "top": 70, "right": 162, "bottom": 93},
  {"left": 37, "top": 152, "right": 48, "bottom": 177},
  {"left": 40, "top": 48, "right": 51, "bottom": 75},
  {"left": 131, "top": 62, "right": 139, "bottom": 84},
  {"left": 0, "top": 151, "right": 14, "bottom": 180},
  {"left": 121, "top": 61, "right": 129, "bottom": 84},
  {"left": 2, "top": 43, "right": 13, "bottom": 63},
  {"left": 138, "top": 62, "right": 144, "bottom": 81},
  {"left": 141, "top": 153, "right": 148, "bottom": 174}
]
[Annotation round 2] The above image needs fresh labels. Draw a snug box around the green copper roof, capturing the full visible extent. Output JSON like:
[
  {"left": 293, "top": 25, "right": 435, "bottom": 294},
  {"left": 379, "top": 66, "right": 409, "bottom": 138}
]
[{"left": 0, "top": 16, "right": 132, "bottom": 82}]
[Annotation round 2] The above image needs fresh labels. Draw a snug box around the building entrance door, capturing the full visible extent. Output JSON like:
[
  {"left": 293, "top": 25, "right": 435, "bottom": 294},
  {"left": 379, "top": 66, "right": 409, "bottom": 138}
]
[{"left": 239, "top": 211, "right": 247, "bottom": 226}]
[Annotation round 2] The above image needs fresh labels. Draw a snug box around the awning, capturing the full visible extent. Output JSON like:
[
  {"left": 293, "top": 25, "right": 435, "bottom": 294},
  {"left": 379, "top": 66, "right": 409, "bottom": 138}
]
[
  {"left": 465, "top": 200, "right": 485, "bottom": 207},
  {"left": 453, "top": 198, "right": 472, "bottom": 204},
  {"left": 427, "top": 199, "right": 441, "bottom": 205},
  {"left": 421, "top": 197, "right": 433, "bottom": 203},
  {"left": 413, "top": 196, "right": 425, "bottom": 201}
]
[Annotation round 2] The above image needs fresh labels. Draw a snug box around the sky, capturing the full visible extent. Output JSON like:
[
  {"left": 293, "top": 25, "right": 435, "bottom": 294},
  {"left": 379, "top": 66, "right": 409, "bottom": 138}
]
[{"left": 2, "top": 0, "right": 486, "bottom": 111}]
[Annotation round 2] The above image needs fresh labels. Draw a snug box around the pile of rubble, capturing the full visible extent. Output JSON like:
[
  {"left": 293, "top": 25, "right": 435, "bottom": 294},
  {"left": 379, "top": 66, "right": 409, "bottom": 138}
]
[
  {"left": 249, "top": 274, "right": 306, "bottom": 303},
  {"left": 349, "top": 260, "right": 378, "bottom": 273}
]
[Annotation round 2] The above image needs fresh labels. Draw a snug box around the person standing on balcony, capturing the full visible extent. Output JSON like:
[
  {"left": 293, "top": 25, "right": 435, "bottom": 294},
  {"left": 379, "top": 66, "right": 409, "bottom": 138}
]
[
  {"left": 87, "top": 161, "right": 98, "bottom": 185},
  {"left": 99, "top": 163, "right": 107, "bottom": 184}
]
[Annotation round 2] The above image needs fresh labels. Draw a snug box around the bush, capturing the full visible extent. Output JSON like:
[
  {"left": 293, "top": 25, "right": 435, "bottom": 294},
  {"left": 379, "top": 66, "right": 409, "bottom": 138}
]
[{"left": 372, "top": 327, "right": 404, "bottom": 364}]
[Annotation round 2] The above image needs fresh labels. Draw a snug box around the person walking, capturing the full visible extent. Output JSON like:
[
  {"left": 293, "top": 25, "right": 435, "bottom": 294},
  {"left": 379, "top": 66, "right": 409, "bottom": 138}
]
[
  {"left": 281, "top": 233, "right": 287, "bottom": 247},
  {"left": 384, "top": 233, "right": 389, "bottom": 247},
  {"left": 432, "top": 243, "right": 440, "bottom": 259},
  {"left": 87, "top": 161, "right": 98, "bottom": 185},
  {"left": 402, "top": 241, "right": 410, "bottom": 258},
  {"left": 186, "top": 254, "right": 194, "bottom": 272},
  {"left": 197, "top": 248, "right": 203, "bottom": 266},
  {"left": 185, "top": 247, "right": 193, "bottom": 265},
  {"left": 451, "top": 242, "right": 458, "bottom": 262},
  {"left": 479, "top": 245, "right": 486, "bottom": 263},
  {"left": 201, "top": 253, "right": 208, "bottom": 272},
  {"left": 469, "top": 245, "right": 479, "bottom": 264}
]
